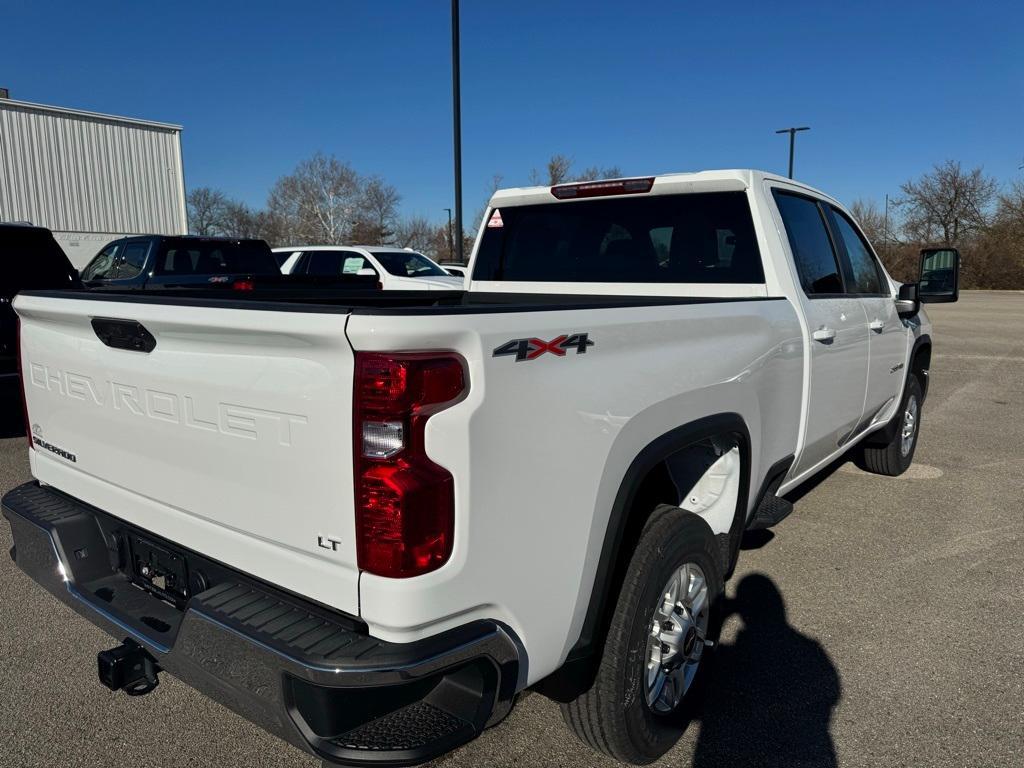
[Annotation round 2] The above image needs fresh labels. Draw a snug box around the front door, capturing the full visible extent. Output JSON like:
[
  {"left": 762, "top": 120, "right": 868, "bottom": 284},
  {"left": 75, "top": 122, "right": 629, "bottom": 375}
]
[{"left": 823, "top": 205, "right": 908, "bottom": 422}]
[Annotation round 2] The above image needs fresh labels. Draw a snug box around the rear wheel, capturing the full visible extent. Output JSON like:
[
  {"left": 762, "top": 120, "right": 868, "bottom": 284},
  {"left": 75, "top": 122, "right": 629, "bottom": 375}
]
[
  {"left": 859, "top": 374, "right": 923, "bottom": 476},
  {"left": 560, "top": 506, "right": 722, "bottom": 764}
]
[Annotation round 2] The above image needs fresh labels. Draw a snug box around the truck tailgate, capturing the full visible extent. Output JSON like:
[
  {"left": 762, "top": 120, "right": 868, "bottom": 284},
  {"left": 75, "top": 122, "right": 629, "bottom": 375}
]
[{"left": 15, "top": 293, "right": 360, "bottom": 615}]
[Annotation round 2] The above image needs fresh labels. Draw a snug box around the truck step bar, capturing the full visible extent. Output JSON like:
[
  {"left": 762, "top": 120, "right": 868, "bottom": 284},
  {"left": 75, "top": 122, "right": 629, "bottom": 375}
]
[{"left": 747, "top": 468, "right": 795, "bottom": 530}]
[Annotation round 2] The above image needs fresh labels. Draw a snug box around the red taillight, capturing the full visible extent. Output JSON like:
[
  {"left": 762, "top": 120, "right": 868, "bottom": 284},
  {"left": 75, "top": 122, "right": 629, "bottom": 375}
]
[
  {"left": 15, "top": 316, "right": 32, "bottom": 449},
  {"left": 232, "top": 278, "right": 255, "bottom": 291},
  {"left": 550, "top": 176, "right": 655, "bottom": 200},
  {"left": 353, "top": 352, "right": 466, "bottom": 578}
]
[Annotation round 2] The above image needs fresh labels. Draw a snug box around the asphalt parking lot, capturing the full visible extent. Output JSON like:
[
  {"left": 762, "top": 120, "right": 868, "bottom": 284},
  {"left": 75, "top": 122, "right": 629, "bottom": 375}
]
[{"left": 0, "top": 291, "right": 1021, "bottom": 768}]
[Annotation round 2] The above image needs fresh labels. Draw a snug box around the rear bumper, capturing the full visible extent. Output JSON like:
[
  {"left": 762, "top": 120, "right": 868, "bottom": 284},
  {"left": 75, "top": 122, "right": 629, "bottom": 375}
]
[{"left": 2, "top": 481, "right": 519, "bottom": 766}]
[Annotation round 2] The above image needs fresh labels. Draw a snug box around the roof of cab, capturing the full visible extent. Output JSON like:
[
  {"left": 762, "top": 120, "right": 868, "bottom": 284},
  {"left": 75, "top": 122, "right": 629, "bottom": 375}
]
[
  {"left": 271, "top": 245, "right": 428, "bottom": 255},
  {"left": 488, "top": 169, "right": 838, "bottom": 208}
]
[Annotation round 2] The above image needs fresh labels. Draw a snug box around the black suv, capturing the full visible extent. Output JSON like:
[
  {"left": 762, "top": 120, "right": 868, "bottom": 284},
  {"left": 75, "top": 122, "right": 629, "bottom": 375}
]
[
  {"left": 80, "top": 235, "right": 281, "bottom": 290},
  {"left": 0, "top": 224, "right": 81, "bottom": 434}
]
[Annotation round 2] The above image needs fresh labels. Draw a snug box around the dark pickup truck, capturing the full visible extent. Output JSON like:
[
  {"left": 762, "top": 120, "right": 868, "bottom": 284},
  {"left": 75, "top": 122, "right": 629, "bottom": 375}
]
[{"left": 79, "top": 235, "right": 282, "bottom": 290}]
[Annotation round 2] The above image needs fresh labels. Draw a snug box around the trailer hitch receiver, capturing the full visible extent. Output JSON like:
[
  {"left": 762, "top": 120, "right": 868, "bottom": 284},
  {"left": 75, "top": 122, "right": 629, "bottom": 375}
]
[{"left": 97, "top": 638, "right": 160, "bottom": 696}]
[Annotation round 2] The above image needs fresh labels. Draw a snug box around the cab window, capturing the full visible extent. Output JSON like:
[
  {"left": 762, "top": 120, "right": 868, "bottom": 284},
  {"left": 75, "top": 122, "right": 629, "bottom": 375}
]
[
  {"left": 115, "top": 241, "right": 149, "bottom": 279},
  {"left": 81, "top": 242, "right": 122, "bottom": 281},
  {"left": 295, "top": 250, "right": 373, "bottom": 276},
  {"left": 772, "top": 191, "right": 844, "bottom": 295},
  {"left": 472, "top": 192, "right": 764, "bottom": 283},
  {"left": 827, "top": 207, "right": 886, "bottom": 295}
]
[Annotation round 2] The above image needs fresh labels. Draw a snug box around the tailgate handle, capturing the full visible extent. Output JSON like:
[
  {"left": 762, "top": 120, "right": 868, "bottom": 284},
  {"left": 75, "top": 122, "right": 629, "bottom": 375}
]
[{"left": 91, "top": 318, "right": 156, "bottom": 353}]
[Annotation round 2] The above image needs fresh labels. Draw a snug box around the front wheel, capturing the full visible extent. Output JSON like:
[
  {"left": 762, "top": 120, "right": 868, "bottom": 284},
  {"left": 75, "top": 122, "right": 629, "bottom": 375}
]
[
  {"left": 560, "top": 506, "right": 722, "bottom": 764},
  {"left": 859, "top": 374, "right": 923, "bottom": 476}
]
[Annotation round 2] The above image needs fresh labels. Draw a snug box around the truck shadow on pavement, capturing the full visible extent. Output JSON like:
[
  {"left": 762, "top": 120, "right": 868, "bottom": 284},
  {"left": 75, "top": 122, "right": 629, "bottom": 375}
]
[{"left": 690, "top": 573, "right": 841, "bottom": 768}]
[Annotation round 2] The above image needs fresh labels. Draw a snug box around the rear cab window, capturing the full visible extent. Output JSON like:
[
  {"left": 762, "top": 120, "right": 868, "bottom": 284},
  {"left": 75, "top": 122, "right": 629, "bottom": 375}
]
[{"left": 472, "top": 192, "right": 764, "bottom": 284}]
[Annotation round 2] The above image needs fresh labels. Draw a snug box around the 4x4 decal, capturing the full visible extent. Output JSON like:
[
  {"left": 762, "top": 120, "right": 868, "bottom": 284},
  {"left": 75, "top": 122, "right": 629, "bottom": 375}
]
[{"left": 493, "top": 333, "right": 594, "bottom": 362}]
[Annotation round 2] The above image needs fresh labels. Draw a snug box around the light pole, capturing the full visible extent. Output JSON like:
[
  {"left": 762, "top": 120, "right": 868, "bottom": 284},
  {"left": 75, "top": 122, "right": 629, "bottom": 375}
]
[
  {"left": 884, "top": 193, "right": 890, "bottom": 258},
  {"left": 443, "top": 207, "right": 453, "bottom": 262},
  {"left": 775, "top": 126, "right": 810, "bottom": 179},
  {"left": 451, "top": 0, "right": 464, "bottom": 263}
]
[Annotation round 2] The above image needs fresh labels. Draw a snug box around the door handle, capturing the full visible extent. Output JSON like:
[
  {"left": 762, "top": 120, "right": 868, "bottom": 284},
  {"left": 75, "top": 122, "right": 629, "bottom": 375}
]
[
  {"left": 869, "top": 319, "right": 885, "bottom": 332},
  {"left": 812, "top": 327, "right": 836, "bottom": 343}
]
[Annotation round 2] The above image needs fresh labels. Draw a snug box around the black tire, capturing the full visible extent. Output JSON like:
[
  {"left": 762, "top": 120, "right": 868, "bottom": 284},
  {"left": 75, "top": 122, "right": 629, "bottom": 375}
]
[
  {"left": 859, "top": 374, "right": 923, "bottom": 476},
  {"left": 560, "top": 506, "right": 723, "bottom": 764}
]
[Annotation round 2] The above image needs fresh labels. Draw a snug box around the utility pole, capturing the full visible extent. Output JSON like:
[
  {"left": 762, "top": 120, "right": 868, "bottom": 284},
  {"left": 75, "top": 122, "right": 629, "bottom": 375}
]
[
  {"left": 443, "top": 207, "right": 453, "bottom": 261},
  {"left": 884, "top": 193, "right": 890, "bottom": 259},
  {"left": 451, "top": 0, "right": 464, "bottom": 263},
  {"left": 775, "top": 126, "right": 810, "bottom": 179}
]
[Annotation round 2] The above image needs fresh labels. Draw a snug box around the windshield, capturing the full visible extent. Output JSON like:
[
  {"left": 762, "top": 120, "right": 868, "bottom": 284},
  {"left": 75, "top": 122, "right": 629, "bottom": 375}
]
[
  {"left": 154, "top": 238, "right": 278, "bottom": 276},
  {"left": 472, "top": 192, "right": 764, "bottom": 284},
  {"left": 372, "top": 250, "right": 449, "bottom": 278}
]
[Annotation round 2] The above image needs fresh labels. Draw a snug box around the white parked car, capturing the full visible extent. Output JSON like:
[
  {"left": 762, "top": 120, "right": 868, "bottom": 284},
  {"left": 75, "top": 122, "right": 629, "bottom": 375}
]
[
  {"left": 273, "top": 245, "right": 464, "bottom": 290},
  {"left": 6, "top": 170, "right": 959, "bottom": 766}
]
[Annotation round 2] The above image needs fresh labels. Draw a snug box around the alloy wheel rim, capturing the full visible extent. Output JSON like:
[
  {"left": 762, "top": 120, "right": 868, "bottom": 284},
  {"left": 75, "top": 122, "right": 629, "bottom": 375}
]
[
  {"left": 901, "top": 395, "right": 918, "bottom": 457},
  {"left": 645, "top": 562, "right": 710, "bottom": 714}
]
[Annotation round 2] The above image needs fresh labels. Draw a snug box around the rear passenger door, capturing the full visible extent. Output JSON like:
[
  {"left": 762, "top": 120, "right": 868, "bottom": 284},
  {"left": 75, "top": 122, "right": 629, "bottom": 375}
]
[
  {"left": 825, "top": 206, "right": 907, "bottom": 422},
  {"left": 773, "top": 190, "right": 870, "bottom": 476}
]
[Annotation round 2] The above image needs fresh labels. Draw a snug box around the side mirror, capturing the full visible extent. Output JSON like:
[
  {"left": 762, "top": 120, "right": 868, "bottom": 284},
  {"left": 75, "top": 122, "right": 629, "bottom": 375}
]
[
  {"left": 356, "top": 268, "right": 377, "bottom": 277},
  {"left": 918, "top": 247, "right": 960, "bottom": 303},
  {"left": 896, "top": 283, "right": 919, "bottom": 319}
]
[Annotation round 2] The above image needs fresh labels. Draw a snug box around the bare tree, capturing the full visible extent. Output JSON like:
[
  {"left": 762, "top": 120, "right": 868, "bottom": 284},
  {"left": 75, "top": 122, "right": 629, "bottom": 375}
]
[
  {"left": 267, "top": 153, "right": 361, "bottom": 244},
  {"left": 219, "top": 201, "right": 257, "bottom": 239},
  {"left": 394, "top": 217, "right": 451, "bottom": 261},
  {"left": 971, "top": 181, "right": 1024, "bottom": 288},
  {"left": 994, "top": 181, "right": 1024, "bottom": 228},
  {"left": 896, "top": 161, "right": 997, "bottom": 245},
  {"left": 352, "top": 176, "right": 401, "bottom": 245},
  {"left": 186, "top": 187, "right": 228, "bottom": 235},
  {"left": 530, "top": 154, "right": 574, "bottom": 185},
  {"left": 528, "top": 155, "right": 622, "bottom": 186},
  {"left": 849, "top": 199, "right": 887, "bottom": 248},
  {"left": 574, "top": 165, "right": 623, "bottom": 181}
]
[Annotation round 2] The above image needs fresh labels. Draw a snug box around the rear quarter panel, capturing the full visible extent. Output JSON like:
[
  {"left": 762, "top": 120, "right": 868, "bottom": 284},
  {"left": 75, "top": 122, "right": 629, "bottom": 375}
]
[{"left": 347, "top": 298, "right": 802, "bottom": 682}]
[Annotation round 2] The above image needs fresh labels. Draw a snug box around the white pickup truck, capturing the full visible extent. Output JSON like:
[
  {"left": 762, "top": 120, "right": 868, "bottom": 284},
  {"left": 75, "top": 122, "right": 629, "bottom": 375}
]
[{"left": 4, "top": 170, "right": 959, "bottom": 766}]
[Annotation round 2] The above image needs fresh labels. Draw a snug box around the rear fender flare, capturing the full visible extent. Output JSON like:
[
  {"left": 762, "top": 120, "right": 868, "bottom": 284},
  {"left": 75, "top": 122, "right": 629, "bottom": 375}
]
[{"left": 537, "top": 414, "right": 751, "bottom": 701}]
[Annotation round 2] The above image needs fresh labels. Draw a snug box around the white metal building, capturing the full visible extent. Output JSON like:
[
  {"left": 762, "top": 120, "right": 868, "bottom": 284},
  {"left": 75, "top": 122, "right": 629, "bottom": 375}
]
[{"left": 0, "top": 97, "right": 187, "bottom": 266}]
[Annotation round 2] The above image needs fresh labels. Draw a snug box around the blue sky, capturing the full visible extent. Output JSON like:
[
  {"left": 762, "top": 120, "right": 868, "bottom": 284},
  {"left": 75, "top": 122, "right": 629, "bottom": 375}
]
[{"left": 4, "top": 1, "right": 1023, "bottom": 225}]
